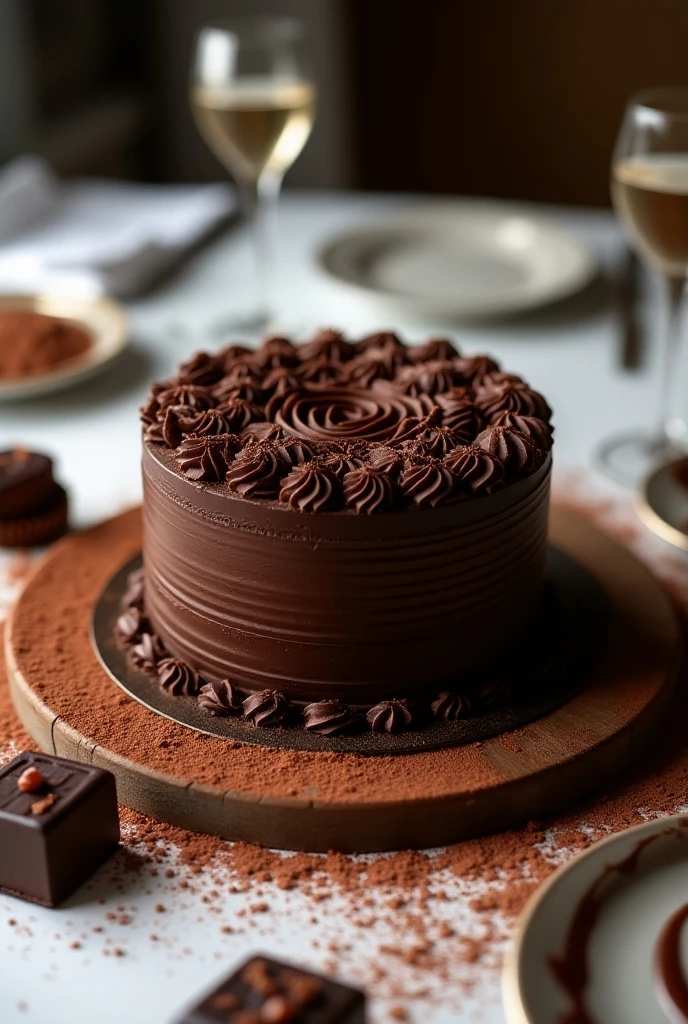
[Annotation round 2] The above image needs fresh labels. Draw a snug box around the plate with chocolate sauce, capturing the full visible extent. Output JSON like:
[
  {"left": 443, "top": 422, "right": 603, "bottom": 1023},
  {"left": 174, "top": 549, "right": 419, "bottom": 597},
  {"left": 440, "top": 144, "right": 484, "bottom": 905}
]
[
  {"left": 0, "top": 292, "right": 127, "bottom": 400},
  {"left": 317, "top": 202, "right": 595, "bottom": 321},
  {"left": 638, "top": 455, "right": 688, "bottom": 552},
  {"left": 504, "top": 814, "right": 688, "bottom": 1024}
]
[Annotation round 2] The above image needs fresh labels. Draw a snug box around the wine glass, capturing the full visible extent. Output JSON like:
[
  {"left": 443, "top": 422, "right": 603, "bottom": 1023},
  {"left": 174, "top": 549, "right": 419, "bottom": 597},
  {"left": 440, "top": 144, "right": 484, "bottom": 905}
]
[
  {"left": 191, "top": 17, "right": 316, "bottom": 332},
  {"left": 601, "top": 87, "right": 688, "bottom": 485}
]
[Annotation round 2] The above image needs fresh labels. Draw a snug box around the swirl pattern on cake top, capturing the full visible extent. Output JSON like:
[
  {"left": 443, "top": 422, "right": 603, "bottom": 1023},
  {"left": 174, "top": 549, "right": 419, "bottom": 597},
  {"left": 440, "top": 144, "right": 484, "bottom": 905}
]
[{"left": 140, "top": 330, "right": 553, "bottom": 513}]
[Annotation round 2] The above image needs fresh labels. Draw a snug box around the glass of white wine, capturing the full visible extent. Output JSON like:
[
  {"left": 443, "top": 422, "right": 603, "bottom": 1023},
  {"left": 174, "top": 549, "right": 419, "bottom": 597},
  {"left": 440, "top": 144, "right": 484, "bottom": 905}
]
[
  {"left": 602, "top": 87, "right": 688, "bottom": 484},
  {"left": 192, "top": 17, "right": 316, "bottom": 332}
]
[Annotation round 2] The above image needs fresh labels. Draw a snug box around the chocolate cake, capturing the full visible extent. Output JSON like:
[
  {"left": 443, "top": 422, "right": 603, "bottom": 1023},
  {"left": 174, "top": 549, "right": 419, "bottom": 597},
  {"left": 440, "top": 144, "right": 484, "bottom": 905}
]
[{"left": 133, "top": 330, "right": 553, "bottom": 736}]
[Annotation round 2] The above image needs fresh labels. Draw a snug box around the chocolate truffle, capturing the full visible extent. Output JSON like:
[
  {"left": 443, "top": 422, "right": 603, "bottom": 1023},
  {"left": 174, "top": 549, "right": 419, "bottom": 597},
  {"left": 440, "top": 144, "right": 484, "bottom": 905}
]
[
  {"left": 0, "top": 752, "right": 120, "bottom": 906},
  {"left": 0, "top": 449, "right": 68, "bottom": 546}
]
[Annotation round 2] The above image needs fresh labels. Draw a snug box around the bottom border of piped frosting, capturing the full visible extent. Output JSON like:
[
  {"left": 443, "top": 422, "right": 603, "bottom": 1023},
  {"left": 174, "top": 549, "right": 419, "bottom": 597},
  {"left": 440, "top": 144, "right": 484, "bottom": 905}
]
[{"left": 114, "top": 567, "right": 567, "bottom": 739}]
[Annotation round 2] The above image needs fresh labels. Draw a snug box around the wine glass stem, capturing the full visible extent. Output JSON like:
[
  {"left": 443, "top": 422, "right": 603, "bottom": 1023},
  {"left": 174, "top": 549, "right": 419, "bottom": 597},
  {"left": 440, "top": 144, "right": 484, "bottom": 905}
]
[
  {"left": 243, "top": 173, "right": 281, "bottom": 325},
  {"left": 660, "top": 274, "right": 687, "bottom": 446}
]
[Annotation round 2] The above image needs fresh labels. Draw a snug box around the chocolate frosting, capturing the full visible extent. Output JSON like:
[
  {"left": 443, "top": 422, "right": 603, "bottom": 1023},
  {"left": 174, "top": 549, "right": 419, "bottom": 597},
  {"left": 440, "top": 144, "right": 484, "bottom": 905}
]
[
  {"left": 140, "top": 332, "right": 552, "bottom": 514},
  {"left": 343, "top": 353, "right": 396, "bottom": 387},
  {"left": 443, "top": 445, "right": 505, "bottom": 495},
  {"left": 410, "top": 338, "right": 460, "bottom": 363},
  {"left": 366, "top": 699, "right": 413, "bottom": 733},
  {"left": 473, "top": 676, "right": 511, "bottom": 710},
  {"left": 116, "top": 606, "right": 147, "bottom": 643},
  {"left": 297, "top": 329, "right": 355, "bottom": 364},
  {"left": 401, "top": 457, "right": 456, "bottom": 507},
  {"left": 279, "top": 461, "right": 341, "bottom": 512},
  {"left": 303, "top": 700, "right": 357, "bottom": 735},
  {"left": 475, "top": 425, "right": 540, "bottom": 476},
  {"left": 453, "top": 355, "right": 500, "bottom": 384},
  {"left": 262, "top": 367, "right": 302, "bottom": 396},
  {"left": 121, "top": 567, "right": 144, "bottom": 611},
  {"left": 226, "top": 445, "right": 285, "bottom": 499},
  {"left": 416, "top": 426, "right": 464, "bottom": 458},
  {"left": 241, "top": 422, "right": 284, "bottom": 443},
  {"left": 343, "top": 467, "right": 400, "bottom": 514},
  {"left": 252, "top": 336, "right": 299, "bottom": 370},
  {"left": 276, "top": 436, "right": 314, "bottom": 467},
  {"left": 431, "top": 690, "right": 472, "bottom": 720},
  {"left": 320, "top": 445, "right": 365, "bottom": 482},
  {"left": 144, "top": 419, "right": 165, "bottom": 444},
  {"left": 356, "top": 330, "right": 405, "bottom": 354},
  {"left": 212, "top": 364, "right": 265, "bottom": 397},
  {"left": 242, "top": 689, "right": 290, "bottom": 727},
  {"left": 386, "top": 416, "right": 424, "bottom": 445},
  {"left": 367, "top": 446, "right": 403, "bottom": 477},
  {"left": 130, "top": 632, "right": 166, "bottom": 674},
  {"left": 176, "top": 434, "right": 238, "bottom": 482},
  {"left": 177, "top": 351, "right": 224, "bottom": 386},
  {"left": 214, "top": 397, "right": 264, "bottom": 433},
  {"left": 213, "top": 378, "right": 266, "bottom": 405},
  {"left": 156, "top": 384, "right": 214, "bottom": 415},
  {"left": 435, "top": 391, "right": 483, "bottom": 442},
  {"left": 272, "top": 387, "right": 419, "bottom": 444},
  {"left": 299, "top": 355, "right": 347, "bottom": 385},
  {"left": 218, "top": 343, "right": 251, "bottom": 367},
  {"left": 356, "top": 330, "right": 406, "bottom": 355},
  {"left": 477, "top": 381, "right": 552, "bottom": 423},
  {"left": 198, "top": 679, "right": 245, "bottom": 716},
  {"left": 157, "top": 657, "right": 201, "bottom": 696},
  {"left": 491, "top": 410, "right": 553, "bottom": 450},
  {"left": 163, "top": 407, "right": 229, "bottom": 447},
  {"left": 394, "top": 360, "right": 459, "bottom": 397}
]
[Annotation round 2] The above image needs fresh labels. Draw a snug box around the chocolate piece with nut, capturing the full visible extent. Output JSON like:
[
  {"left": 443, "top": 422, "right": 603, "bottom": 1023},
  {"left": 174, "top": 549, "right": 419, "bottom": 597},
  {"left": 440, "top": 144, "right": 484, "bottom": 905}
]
[
  {"left": 0, "top": 751, "right": 120, "bottom": 906},
  {"left": 177, "top": 955, "right": 366, "bottom": 1023}
]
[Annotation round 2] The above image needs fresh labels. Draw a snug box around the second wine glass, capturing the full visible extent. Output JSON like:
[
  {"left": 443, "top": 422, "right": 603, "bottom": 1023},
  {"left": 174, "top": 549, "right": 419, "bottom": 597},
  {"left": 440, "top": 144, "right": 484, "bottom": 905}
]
[
  {"left": 192, "top": 17, "right": 316, "bottom": 332},
  {"left": 602, "top": 87, "right": 688, "bottom": 485}
]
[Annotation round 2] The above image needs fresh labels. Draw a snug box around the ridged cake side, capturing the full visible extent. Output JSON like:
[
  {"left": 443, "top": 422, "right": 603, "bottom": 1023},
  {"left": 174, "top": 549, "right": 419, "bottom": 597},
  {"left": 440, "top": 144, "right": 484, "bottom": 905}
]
[{"left": 142, "top": 443, "right": 551, "bottom": 704}]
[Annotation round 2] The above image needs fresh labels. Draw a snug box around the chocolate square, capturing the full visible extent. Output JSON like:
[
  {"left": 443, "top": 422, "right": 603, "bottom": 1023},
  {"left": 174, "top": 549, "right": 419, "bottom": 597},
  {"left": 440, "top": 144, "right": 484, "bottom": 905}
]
[
  {"left": 178, "top": 956, "right": 366, "bottom": 1024},
  {"left": 0, "top": 751, "right": 120, "bottom": 906}
]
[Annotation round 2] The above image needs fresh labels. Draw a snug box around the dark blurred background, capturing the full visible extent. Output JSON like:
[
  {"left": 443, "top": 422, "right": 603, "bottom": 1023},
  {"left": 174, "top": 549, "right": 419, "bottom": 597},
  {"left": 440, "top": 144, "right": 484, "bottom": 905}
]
[{"left": 2, "top": 0, "right": 687, "bottom": 206}]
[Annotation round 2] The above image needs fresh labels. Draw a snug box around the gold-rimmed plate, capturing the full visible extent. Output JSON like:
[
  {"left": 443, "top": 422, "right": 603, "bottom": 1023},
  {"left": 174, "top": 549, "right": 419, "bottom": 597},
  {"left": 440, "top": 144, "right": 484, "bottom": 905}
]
[
  {"left": 503, "top": 814, "right": 688, "bottom": 1024},
  {"left": 0, "top": 292, "right": 128, "bottom": 401},
  {"left": 637, "top": 455, "right": 688, "bottom": 553}
]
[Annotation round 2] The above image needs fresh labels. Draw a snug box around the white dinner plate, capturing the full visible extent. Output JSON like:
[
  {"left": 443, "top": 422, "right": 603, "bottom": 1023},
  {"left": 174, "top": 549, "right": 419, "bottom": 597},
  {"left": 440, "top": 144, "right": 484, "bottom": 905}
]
[
  {"left": 503, "top": 814, "right": 688, "bottom": 1024},
  {"left": 317, "top": 201, "right": 595, "bottom": 321},
  {"left": 0, "top": 292, "right": 128, "bottom": 401}
]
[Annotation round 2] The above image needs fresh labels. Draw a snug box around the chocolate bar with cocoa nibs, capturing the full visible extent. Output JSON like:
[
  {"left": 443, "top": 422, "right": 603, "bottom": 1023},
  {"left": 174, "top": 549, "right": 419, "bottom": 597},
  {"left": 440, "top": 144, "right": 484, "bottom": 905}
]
[
  {"left": 177, "top": 956, "right": 366, "bottom": 1024},
  {"left": 0, "top": 751, "right": 120, "bottom": 906}
]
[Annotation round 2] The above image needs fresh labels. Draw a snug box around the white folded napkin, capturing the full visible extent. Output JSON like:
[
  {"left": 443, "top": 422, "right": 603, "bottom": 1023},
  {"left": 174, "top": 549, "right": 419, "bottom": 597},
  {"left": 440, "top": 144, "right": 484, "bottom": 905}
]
[{"left": 0, "top": 156, "right": 236, "bottom": 298}]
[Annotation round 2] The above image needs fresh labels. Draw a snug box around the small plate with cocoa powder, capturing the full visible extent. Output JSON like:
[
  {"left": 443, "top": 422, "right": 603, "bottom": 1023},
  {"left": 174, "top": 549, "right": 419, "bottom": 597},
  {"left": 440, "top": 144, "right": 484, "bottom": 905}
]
[
  {"left": 503, "top": 814, "right": 688, "bottom": 1024},
  {"left": 0, "top": 293, "right": 127, "bottom": 400}
]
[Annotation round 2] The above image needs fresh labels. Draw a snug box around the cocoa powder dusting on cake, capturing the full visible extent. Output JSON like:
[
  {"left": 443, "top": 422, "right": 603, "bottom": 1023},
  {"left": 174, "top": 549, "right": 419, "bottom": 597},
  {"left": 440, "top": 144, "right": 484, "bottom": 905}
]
[{"left": 1, "top": 484, "right": 688, "bottom": 1011}]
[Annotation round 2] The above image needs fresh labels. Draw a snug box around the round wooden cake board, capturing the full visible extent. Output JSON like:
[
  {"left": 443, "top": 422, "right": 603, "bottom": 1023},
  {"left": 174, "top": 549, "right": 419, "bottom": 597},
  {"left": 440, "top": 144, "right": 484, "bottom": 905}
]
[{"left": 4, "top": 507, "right": 682, "bottom": 854}]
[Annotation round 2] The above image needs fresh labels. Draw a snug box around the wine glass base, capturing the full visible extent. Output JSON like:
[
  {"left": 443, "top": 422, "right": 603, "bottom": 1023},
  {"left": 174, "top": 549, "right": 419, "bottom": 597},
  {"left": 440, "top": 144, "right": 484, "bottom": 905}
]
[{"left": 595, "top": 431, "right": 686, "bottom": 488}]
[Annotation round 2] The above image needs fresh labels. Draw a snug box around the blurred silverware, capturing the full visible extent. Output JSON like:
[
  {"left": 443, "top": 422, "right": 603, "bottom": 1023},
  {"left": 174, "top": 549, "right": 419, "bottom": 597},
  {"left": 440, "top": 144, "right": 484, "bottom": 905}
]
[{"left": 617, "top": 246, "right": 643, "bottom": 371}]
